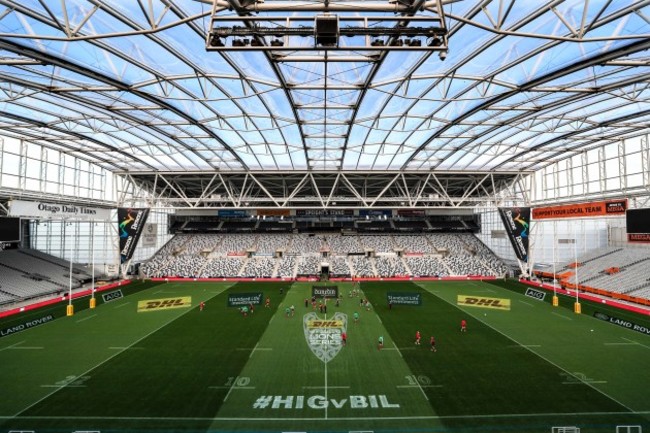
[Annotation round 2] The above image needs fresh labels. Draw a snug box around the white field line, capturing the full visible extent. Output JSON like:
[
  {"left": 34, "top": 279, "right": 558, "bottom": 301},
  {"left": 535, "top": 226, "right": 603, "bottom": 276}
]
[
  {"left": 551, "top": 311, "right": 572, "bottom": 321},
  {"left": 391, "top": 342, "right": 428, "bottom": 401},
  {"left": 0, "top": 340, "right": 26, "bottom": 351},
  {"left": 622, "top": 337, "right": 650, "bottom": 350},
  {"left": 6, "top": 411, "right": 648, "bottom": 421},
  {"left": 397, "top": 384, "right": 443, "bottom": 389},
  {"left": 12, "top": 303, "right": 201, "bottom": 418},
  {"left": 421, "top": 285, "right": 636, "bottom": 413},
  {"left": 114, "top": 302, "right": 131, "bottom": 309},
  {"left": 7, "top": 346, "right": 44, "bottom": 350},
  {"left": 75, "top": 314, "right": 97, "bottom": 323},
  {"left": 604, "top": 342, "right": 637, "bottom": 346},
  {"left": 302, "top": 385, "right": 350, "bottom": 389}
]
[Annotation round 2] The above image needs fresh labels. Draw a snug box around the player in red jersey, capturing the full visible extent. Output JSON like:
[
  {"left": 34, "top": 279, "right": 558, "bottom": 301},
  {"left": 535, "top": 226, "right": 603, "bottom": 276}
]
[
  {"left": 200, "top": 301, "right": 205, "bottom": 312},
  {"left": 415, "top": 330, "right": 421, "bottom": 345},
  {"left": 430, "top": 336, "right": 437, "bottom": 352},
  {"left": 461, "top": 319, "right": 467, "bottom": 332}
]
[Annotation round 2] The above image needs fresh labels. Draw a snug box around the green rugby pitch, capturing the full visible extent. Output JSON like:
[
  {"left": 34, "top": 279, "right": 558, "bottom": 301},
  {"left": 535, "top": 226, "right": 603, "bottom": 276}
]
[{"left": 0, "top": 279, "right": 649, "bottom": 433}]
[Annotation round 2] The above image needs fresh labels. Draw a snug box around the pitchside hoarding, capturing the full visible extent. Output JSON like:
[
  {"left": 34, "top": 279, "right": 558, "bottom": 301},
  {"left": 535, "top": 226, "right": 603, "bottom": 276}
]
[
  {"left": 312, "top": 286, "right": 339, "bottom": 298},
  {"left": 1, "top": 314, "right": 54, "bottom": 337},
  {"left": 593, "top": 311, "right": 650, "bottom": 335},
  {"left": 498, "top": 207, "right": 530, "bottom": 262},
  {"left": 387, "top": 292, "right": 422, "bottom": 306},
  {"left": 118, "top": 208, "right": 150, "bottom": 264}
]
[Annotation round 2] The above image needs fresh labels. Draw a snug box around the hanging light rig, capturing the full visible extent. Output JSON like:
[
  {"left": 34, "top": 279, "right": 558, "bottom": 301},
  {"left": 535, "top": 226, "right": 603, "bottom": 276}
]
[{"left": 206, "top": 0, "right": 449, "bottom": 54}]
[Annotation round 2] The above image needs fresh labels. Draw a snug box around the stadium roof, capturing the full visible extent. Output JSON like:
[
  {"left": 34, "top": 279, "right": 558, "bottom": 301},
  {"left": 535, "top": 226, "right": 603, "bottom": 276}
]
[{"left": 0, "top": 0, "right": 649, "bottom": 207}]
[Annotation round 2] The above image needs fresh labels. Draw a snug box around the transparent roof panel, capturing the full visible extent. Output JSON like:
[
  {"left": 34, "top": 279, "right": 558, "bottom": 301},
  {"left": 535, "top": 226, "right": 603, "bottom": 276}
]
[{"left": 0, "top": 0, "right": 647, "bottom": 173}]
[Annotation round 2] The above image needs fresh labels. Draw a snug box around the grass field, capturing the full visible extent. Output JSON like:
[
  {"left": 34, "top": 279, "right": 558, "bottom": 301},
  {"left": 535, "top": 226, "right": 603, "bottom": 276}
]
[{"left": 1, "top": 279, "right": 649, "bottom": 433}]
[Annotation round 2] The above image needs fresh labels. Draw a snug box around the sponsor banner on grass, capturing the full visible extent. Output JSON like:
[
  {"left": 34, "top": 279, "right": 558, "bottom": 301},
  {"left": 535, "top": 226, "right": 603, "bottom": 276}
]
[
  {"left": 524, "top": 288, "right": 546, "bottom": 301},
  {"left": 304, "top": 312, "right": 347, "bottom": 363},
  {"left": 0, "top": 314, "right": 54, "bottom": 337},
  {"left": 387, "top": 292, "right": 422, "bottom": 305},
  {"left": 498, "top": 207, "right": 530, "bottom": 262},
  {"left": 312, "top": 285, "right": 338, "bottom": 298},
  {"left": 532, "top": 199, "right": 627, "bottom": 220},
  {"left": 137, "top": 297, "right": 191, "bottom": 312},
  {"left": 118, "top": 208, "right": 150, "bottom": 264},
  {"left": 101, "top": 290, "right": 123, "bottom": 303},
  {"left": 227, "top": 293, "right": 263, "bottom": 307},
  {"left": 593, "top": 312, "right": 650, "bottom": 335},
  {"left": 457, "top": 295, "right": 511, "bottom": 311},
  {"left": 251, "top": 394, "right": 399, "bottom": 409}
]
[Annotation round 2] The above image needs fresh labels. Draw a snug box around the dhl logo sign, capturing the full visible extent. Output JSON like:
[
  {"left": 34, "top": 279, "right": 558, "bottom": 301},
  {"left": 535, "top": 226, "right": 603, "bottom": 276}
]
[
  {"left": 457, "top": 295, "right": 510, "bottom": 311},
  {"left": 137, "top": 297, "right": 192, "bottom": 312},
  {"left": 307, "top": 320, "right": 344, "bottom": 329}
]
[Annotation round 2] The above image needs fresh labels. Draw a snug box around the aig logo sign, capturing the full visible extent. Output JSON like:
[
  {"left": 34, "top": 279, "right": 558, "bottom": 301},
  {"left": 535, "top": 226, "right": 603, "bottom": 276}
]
[
  {"left": 525, "top": 288, "right": 546, "bottom": 301},
  {"left": 102, "top": 290, "right": 123, "bottom": 303},
  {"left": 457, "top": 295, "right": 511, "bottom": 311}
]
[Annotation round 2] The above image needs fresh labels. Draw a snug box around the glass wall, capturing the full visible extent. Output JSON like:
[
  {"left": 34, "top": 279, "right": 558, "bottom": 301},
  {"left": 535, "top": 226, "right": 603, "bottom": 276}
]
[
  {"left": 478, "top": 133, "right": 650, "bottom": 272},
  {"left": 1, "top": 137, "right": 173, "bottom": 271}
]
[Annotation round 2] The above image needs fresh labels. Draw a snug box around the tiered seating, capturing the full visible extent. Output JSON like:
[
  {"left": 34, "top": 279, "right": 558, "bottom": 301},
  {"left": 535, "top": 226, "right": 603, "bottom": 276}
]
[
  {"left": 255, "top": 234, "right": 290, "bottom": 253},
  {"left": 0, "top": 263, "right": 64, "bottom": 300},
  {"left": 350, "top": 256, "right": 374, "bottom": 277},
  {"left": 359, "top": 235, "right": 394, "bottom": 252},
  {"left": 428, "top": 233, "right": 503, "bottom": 276},
  {"left": 457, "top": 233, "right": 508, "bottom": 275},
  {"left": 212, "top": 234, "right": 256, "bottom": 254},
  {"left": 0, "top": 290, "right": 17, "bottom": 305},
  {"left": 143, "top": 233, "right": 507, "bottom": 279},
  {"left": 177, "top": 234, "right": 220, "bottom": 255},
  {"left": 276, "top": 256, "right": 296, "bottom": 278},
  {"left": 297, "top": 256, "right": 321, "bottom": 275},
  {"left": 558, "top": 247, "right": 621, "bottom": 272},
  {"left": 375, "top": 256, "right": 407, "bottom": 277},
  {"left": 566, "top": 248, "right": 650, "bottom": 290},
  {"left": 19, "top": 249, "right": 92, "bottom": 279},
  {"left": 393, "top": 235, "right": 434, "bottom": 253},
  {"left": 564, "top": 248, "right": 642, "bottom": 285},
  {"left": 325, "top": 235, "right": 362, "bottom": 254},
  {"left": 142, "top": 235, "right": 192, "bottom": 276},
  {"left": 406, "top": 256, "right": 448, "bottom": 277},
  {"left": 200, "top": 258, "right": 244, "bottom": 278},
  {"left": 291, "top": 234, "right": 323, "bottom": 253},
  {"left": 0, "top": 250, "right": 82, "bottom": 288},
  {"left": 154, "top": 256, "right": 206, "bottom": 278},
  {"left": 241, "top": 257, "right": 275, "bottom": 278},
  {"left": 329, "top": 256, "right": 351, "bottom": 276}
]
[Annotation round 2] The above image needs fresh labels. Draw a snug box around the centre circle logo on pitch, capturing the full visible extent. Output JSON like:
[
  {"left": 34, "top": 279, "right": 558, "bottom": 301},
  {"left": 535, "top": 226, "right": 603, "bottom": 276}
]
[{"left": 303, "top": 312, "right": 347, "bottom": 363}]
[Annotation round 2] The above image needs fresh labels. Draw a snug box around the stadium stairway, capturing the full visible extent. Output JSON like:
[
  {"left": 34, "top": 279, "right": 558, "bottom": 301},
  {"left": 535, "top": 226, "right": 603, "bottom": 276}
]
[{"left": 401, "top": 256, "right": 412, "bottom": 275}]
